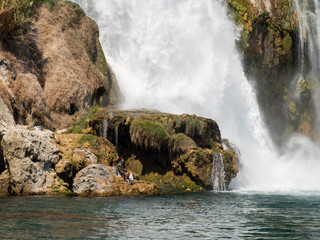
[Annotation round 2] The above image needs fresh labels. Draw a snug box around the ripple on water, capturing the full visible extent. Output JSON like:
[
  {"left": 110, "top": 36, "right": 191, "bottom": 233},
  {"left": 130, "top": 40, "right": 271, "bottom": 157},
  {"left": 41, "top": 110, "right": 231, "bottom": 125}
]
[{"left": 0, "top": 192, "right": 319, "bottom": 239}]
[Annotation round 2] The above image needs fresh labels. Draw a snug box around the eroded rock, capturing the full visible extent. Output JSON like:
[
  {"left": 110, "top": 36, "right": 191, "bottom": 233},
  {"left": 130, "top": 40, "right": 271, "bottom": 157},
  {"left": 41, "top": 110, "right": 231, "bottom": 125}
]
[
  {"left": 0, "top": 126, "right": 70, "bottom": 195},
  {"left": 73, "top": 164, "right": 159, "bottom": 197}
]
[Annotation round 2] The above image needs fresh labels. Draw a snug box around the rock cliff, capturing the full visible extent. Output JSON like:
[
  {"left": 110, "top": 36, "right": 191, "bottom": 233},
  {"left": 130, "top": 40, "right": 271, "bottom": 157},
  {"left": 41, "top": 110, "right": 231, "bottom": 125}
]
[
  {"left": 0, "top": 1, "right": 122, "bottom": 129},
  {"left": 0, "top": 1, "right": 240, "bottom": 196},
  {"left": 227, "top": 0, "right": 315, "bottom": 144}
]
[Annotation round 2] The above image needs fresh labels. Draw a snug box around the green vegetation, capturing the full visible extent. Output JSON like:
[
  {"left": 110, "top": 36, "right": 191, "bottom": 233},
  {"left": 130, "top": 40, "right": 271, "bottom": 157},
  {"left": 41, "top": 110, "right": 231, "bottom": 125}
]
[
  {"left": 68, "top": 106, "right": 101, "bottom": 133},
  {"left": 185, "top": 116, "right": 201, "bottom": 137},
  {"left": 0, "top": 0, "right": 61, "bottom": 38},
  {"left": 77, "top": 134, "right": 98, "bottom": 147},
  {"left": 125, "top": 156, "right": 143, "bottom": 177},
  {"left": 170, "top": 133, "right": 197, "bottom": 153},
  {"left": 299, "top": 79, "right": 311, "bottom": 96},
  {"left": 283, "top": 33, "right": 292, "bottom": 59},
  {"left": 141, "top": 171, "right": 203, "bottom": 193},
  {"left": 130, "top": 119, "right": 169, "bottom": 150}
]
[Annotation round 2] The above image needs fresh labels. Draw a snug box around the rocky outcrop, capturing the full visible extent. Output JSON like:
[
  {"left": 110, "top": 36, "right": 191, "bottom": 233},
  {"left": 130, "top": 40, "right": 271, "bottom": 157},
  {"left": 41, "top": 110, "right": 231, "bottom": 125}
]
[
  {"left": 0, "top": 124, "right": 70, "bottom": 195},
  {"left": 0, "top": 1, "right": 122, "bottom": 129},
  {"left": 0, "top": 122, "right": 161, "bottom": 196},
  {"left": 227, "top": 0, "right": 314, "bottom": 144},
  {"left": 73, "top": 164, "right": 159, "bottom": 197},
  {"left": 55, "top": 133, "right": 119, "bottom": 186},
  {"left": 0, "top": 107, "right": 239, "bottom": 195},
  {"left": 69, "top": 108, "right": 239, "bottom": 192}
]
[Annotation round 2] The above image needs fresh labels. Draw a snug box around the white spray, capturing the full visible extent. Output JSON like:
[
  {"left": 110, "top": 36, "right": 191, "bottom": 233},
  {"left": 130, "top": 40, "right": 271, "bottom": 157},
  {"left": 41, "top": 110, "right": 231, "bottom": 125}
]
[{"left": 75, "top": 0, "right": 320, "bottom": 192}]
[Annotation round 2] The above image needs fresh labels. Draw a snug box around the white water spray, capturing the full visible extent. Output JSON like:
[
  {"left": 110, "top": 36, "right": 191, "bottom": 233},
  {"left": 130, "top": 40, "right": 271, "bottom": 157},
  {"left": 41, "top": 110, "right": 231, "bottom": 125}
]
[{"left": 75, "top": 0, "right": 320, "bottom": 192}]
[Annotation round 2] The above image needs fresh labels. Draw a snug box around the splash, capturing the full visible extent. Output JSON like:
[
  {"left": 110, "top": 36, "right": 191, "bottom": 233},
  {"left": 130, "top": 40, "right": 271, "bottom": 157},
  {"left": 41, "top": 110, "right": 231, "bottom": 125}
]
[{"left": 75, "top": 0, "right": 320, "bottom": 192}]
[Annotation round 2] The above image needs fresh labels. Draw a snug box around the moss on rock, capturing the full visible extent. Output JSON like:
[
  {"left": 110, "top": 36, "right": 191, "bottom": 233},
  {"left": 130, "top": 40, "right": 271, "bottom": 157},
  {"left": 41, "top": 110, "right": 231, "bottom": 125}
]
[
  {"left": 66, "top": 109, "right": 239, "bottom": 192},
  {"left": 169, "top": 133, "right": 197, "bottom": 154},
  {"left": 130, "top": 119, "right": 169, "bottom": 151}
]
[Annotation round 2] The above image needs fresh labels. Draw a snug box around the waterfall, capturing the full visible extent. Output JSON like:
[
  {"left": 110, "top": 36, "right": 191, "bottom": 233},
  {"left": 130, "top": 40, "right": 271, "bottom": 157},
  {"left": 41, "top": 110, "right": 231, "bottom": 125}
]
[
  {"left": 115, "top": 125, "right": 119, "bottom": 147},
  {"left": 100, "top": 119, "right": 108, "bottom": 139},
  {"left": 294, "top": 0, "right": 320, "bottom": 134},
  {"left": 75, "top": 0, "right": 320, "bottom": 192},
  {"left": 212, "top": 153, "right": 226, "bottom": 191}
]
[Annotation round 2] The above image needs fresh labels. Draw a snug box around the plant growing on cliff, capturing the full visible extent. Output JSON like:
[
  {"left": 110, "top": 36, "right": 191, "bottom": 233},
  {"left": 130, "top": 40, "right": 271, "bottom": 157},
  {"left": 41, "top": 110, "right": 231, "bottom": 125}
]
[
  {"left": 68, "top": 106, "right": 101, "bottom": 133},
  {"left": 0, "top": 0, "right": 59, "bottom": 38},
  {"left": 130, "top": 119, "right": 169, "bottom": 151}
]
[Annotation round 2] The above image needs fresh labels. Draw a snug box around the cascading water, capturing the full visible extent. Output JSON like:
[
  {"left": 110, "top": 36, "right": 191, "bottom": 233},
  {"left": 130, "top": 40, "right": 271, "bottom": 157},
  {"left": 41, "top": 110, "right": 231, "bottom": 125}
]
[
  {"left": 75, "top": 0, "right": 320, "bottom": 192},
  {"left": 294, "top": 0, "right": 320, "bottom": 134},
  {"left": 115, "top": 125, "right": 119, "bottom": 147},
  {"left": 100, "top": 119, "right": 108, "bottom": 139},
  {"left": 212, "top": 153, "right": 226, "bottom": 191}
]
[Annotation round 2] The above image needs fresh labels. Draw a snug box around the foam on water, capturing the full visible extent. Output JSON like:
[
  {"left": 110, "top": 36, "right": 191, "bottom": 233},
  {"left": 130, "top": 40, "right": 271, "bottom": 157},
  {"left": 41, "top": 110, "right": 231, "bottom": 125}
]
[{"left": 74, "top": 0, "right": 320, "bottom": 193}]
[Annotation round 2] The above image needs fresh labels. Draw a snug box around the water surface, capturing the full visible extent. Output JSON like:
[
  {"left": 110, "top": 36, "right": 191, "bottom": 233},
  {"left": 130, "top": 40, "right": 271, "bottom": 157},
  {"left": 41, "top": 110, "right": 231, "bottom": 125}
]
[{"left": 0, "top": 191, "right": 320, "bottom": 239}]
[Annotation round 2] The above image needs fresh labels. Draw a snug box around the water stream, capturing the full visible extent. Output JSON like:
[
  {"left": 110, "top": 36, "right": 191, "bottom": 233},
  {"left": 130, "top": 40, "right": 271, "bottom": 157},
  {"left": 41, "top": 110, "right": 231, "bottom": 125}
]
[
  {"left": 74, "top": 0, "right": 320, "bottom": 193},
  {"left": 212, "top": 153, "right": 226, "bottom": 191}
]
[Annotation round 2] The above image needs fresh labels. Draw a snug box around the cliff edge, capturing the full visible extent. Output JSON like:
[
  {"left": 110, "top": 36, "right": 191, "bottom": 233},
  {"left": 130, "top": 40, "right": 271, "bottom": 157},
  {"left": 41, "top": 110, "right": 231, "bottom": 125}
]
[{"left": 0, "top": 1, "right": 122, "bottom": 129}]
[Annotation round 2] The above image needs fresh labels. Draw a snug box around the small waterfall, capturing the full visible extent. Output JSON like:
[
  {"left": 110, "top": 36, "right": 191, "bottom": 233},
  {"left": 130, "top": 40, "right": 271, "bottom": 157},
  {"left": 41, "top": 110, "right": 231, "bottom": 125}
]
[
  {"left": 212, "top": 153, "right": 226, "bottom": 191},
  {"left": 294, "top": 0, "right": 320, "bottom": 132},
  {"left": 99, "top": 119, "right": 108, "bottom": 139},
  {"left": 115, "top": 125, "right": 119, "bottom": 147}
]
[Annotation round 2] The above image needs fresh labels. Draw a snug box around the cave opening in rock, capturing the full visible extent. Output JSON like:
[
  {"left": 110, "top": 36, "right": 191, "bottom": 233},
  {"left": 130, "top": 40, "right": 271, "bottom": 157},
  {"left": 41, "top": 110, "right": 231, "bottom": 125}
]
[{"left": 69, "top": 103, "right": 78, "bottom": 115}]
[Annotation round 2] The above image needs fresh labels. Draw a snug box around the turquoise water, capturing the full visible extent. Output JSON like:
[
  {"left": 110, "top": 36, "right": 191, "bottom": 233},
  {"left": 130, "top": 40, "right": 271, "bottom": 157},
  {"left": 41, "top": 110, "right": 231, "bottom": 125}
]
[{"left": 0, "top": 192, "right": 320, "bottom": 239}]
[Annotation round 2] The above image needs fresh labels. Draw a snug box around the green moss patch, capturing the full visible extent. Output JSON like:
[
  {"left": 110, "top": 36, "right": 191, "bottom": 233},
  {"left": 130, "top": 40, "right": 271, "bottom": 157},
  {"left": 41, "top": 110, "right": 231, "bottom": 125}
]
[
  {"left": 169, "top": 133, "right": 197, "bottom": 153},
  {"left": 68, "top": 106, "right": 102, "bottom": 133},
  {"left": 141, "top": 171, "right": 203, "bottom": 193},
  {"left": 130, "top": 119, "right": 169, "bottom": 150}
]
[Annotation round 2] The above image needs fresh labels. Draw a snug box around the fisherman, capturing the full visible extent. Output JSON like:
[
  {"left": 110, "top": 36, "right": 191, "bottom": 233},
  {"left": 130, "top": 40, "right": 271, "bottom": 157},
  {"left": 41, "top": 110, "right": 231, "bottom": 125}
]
[{"left": 116, "top": 159, "right": 129, "bottom": 181}]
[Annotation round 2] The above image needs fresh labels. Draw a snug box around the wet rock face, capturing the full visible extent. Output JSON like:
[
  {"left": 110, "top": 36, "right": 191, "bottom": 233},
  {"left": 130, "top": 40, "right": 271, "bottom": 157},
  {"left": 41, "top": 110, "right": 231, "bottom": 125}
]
[
  {"left": 0, "top": 1, "right": 122, "bottom": 129},
  {"left": 0, "top": 126, "right": 70, "bottom": 195},
  {"left": 227, "top": 0, "right": 315, "bottom": 144}
]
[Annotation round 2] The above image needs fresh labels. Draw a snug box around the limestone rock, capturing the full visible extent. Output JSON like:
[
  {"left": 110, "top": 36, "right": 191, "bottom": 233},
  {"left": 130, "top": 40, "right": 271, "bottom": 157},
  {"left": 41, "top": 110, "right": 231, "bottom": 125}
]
[
  {"left": 55, "top": 133, "right": 119, "bottom": 184},
  {"left": 73, "top": 164, "right": 160, "bottom": 197},
  {"left": 0, "top": 1, "right": 122, "bottom": 129},
  {"left": 0, "top": 126, "right": 70, "bottom": 195},
  {"left": 0, "top": 170, "right": 9, "bottom": 195},
  {"left": 73, "top": 164, "right": 118, "bottom": 197},
  {"left": 0, "top": 97, "right": 14, "bottom": 126},
  {"left": 117, "top": 181, "right": 160, "bottom": 196}
]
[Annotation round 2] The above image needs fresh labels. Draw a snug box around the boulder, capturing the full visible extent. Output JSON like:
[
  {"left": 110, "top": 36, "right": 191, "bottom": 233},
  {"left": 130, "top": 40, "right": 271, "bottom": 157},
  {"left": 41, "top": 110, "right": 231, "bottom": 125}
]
[
  {"left": 73, "top": 164, "right": 160, "bottom": 197},
  {"left": 55, "top": 133, "right": 119, "bottom": 184},
  {"left": 0, "top": 126, "right": 70, "bottom": 195},
  {"left": 73, "top": 164, "right": 117, "bottom": 197}
]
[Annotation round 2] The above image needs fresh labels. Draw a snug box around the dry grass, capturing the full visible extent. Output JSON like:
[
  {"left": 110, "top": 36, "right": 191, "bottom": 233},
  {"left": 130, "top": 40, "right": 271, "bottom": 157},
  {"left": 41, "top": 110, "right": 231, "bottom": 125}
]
[{"left": 0, "top": 0, "right": 32, "bottom": 38}]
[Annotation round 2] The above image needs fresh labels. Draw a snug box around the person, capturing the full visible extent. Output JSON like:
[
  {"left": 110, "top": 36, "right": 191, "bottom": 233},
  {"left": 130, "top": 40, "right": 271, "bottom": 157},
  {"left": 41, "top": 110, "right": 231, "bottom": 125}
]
[{"left": 116, "top": 159, "right": 129, "bottom": 181}]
